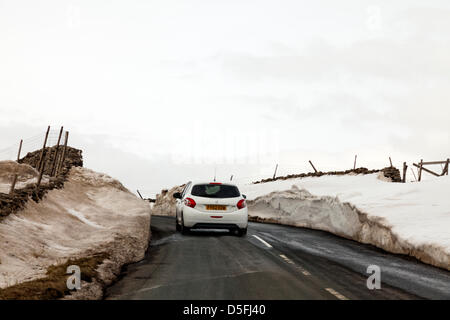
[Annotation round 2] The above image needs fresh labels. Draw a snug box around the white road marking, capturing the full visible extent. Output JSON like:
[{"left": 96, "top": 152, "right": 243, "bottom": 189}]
[
  {"left": 325, "top": 288, "right": 349, "bottom": 300},
  {"left": 279, "top": 254, "right": 294, "bottom": 264},
  {"left": 279, "top": 254, "right": 311, "bottom": 276},
  {"left": 252, "top": 237, "right": 310, "bottom": 274},
  {"left": 297, "top": 267, "right": 311, "bottom": 276},
  {"left": 252, "top": 235, "right": 273, "bottom": 248}
]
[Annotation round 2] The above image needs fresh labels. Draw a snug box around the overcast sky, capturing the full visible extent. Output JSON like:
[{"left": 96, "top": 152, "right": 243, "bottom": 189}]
[{"left": 1, "top": 0, "right": 449, "bottom": 196}]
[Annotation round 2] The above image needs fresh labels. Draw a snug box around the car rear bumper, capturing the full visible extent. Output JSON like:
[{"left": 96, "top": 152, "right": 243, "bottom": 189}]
[
  {"left": 183, "top": 207, "right": 248, "bottom": 229},
  {"left": 191, "top": 223, "right": 241, "bottom": 230}
]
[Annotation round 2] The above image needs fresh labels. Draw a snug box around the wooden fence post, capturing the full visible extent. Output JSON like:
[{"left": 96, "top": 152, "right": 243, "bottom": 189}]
[
  {"left": 445, "top": 159, "right": 449, "bottom": 176},
  {"left": 309, "top": 160, "right": 318, "bottom": 173},
  {"left": 9, "top": 174, "right": 18, "bottom": 195},
  {"left": 16, "top": 139, "right": 23, "bottom": 162},
  {"left": 55, "top": 131, "right": 69, "bottom": 176},
  {"left": 418, "top": 159, "right": 423, "bottom": 182},
  {"left": 353, "top": 155, "right": 357, "bottom": 170},
  {"left": 403, "top": 162, "right": 407, "bottom": 182},
  {"left": 36, "top": 150, "right": 48, "bottom": 188},
  {"left": 272, "top": 164, "right": 278, "bottom": 179},
  {"left": 37, "top": 126, "right": 50, "bottom": 172},
  {"left": 413, "top": 163, "right": 440, "bottom": 177},
  {"left": 50, "top": 126, "right": 64, "bottom": 176}
]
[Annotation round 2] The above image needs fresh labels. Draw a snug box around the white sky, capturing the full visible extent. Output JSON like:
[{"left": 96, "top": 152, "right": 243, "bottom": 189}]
[{"left": 1, "top": 0, "right": 449, "bottom": 196}]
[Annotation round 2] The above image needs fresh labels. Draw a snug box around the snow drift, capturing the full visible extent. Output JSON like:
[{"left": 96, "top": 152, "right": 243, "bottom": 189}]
[
  {"left": 152, "top": 184, "right": 184, "bottom": 216},
  {"left": 0, "top": 166, "right": 151, "bottom": 298},
  {"left": 243, "top": 173, "right": 450, "bottom": 271}
]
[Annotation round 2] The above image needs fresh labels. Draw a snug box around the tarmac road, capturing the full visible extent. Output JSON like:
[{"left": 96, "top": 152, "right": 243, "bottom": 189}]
[{"left": 106, "top": 216, "right": 450, "bottom": 300}]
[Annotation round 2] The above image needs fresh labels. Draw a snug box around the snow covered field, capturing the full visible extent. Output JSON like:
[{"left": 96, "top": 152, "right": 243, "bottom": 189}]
[
  {"left": 0, "top": 166, "right": 151, "bottom": 298},
  {"left": 241, "top": 173, "right": 450, "bottom": 271}
]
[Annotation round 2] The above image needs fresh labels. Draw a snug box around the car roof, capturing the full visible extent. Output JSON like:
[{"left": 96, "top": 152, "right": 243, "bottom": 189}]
[{"left": 189, "top": 181, "right": 238, "bottom": 187}]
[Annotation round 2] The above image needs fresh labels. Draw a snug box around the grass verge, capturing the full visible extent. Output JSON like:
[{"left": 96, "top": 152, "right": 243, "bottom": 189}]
[{"left": 0, "top": 253, "right": 108, "bottom": 300}]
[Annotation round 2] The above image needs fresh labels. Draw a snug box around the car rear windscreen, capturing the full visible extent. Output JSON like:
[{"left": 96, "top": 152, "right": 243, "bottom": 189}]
[{"left": 191, "top": 184, "right": 240, "bottom": 198}]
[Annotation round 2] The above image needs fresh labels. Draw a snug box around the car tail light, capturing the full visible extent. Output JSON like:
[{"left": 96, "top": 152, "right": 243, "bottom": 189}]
[
  {"left": 237, "top": 199, "right": 246, "bottom": 209},
  {"left": 210, "top": 182, "right": 222, "bottom": 185},
  {"left": 184, "top": 197, "right": 196, "bottom": 208}
]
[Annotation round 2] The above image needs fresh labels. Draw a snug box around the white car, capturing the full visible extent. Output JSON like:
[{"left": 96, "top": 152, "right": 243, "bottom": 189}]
[{"left": 173, "top": 181, "right": 248, "bottom": 236}]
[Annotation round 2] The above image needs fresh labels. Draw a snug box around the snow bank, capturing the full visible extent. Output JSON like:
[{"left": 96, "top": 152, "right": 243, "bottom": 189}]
[
  {"left": 152, "top": 184, "right": 184, "bottom": 216},
  {"left": 0, "top": 167, "right": 151, "bottom": 298},
  {"left": 242, "top": 173, "right": 450, "bottom": 271}
]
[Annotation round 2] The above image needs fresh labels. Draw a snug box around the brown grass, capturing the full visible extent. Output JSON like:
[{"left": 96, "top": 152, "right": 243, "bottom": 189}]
[{"left": 0, "top": 253, "right": 108, "bottom": 300}]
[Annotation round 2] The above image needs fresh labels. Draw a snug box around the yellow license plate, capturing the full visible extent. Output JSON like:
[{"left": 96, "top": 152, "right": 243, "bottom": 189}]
[{"left": 206, "top": 205, "right": 227, "bottom": 211}]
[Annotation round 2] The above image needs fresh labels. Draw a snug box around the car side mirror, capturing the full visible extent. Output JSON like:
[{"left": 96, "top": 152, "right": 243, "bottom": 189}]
[
  {"left": 242, "top": 194, "right": 247, "bottom": 199},
  {"left": 173, "top": 192, "right": 182, "bottom": 199}
]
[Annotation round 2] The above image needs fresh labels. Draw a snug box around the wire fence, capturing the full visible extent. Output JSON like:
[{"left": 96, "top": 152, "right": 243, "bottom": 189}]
[
  {"left": 226, "top": 159, "right": 411, "bottom": 185},
  {"left": 0, "top": 128, "right": 68, "bottom": 161},
  {"left": 3, "top": 127, "right": 446, "bottom": 198},
  {"left": 228, "top": 162, "right": 351, "bottom": 185},
  {"left": 0, "top": 126, "right": 72, "bottom": 194}
]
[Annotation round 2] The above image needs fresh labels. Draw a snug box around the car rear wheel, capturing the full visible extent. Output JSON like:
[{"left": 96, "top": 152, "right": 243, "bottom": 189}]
[
  {"left": 180, "top": 214, "right": 190, "bottom": 235},
  {"left": 233, "top": 228, "right": 247, "bottom": 237},
  {"left": 175, "top": 217, "right": 181, "bottom": 231},
  {"left": 181, "top": 224, "right": 190, "bottom": 235}
]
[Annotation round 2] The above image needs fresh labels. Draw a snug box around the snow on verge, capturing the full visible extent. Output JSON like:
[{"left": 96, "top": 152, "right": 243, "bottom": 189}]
[
  {"left": 152, "top": 184, "right": 184, "bottom": 216},
  {"left": 242, "top": 173, "right": 450, "bottom": 271},
  {"left": 0, "top": 166, "right": 151, "bottom": 298}
]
